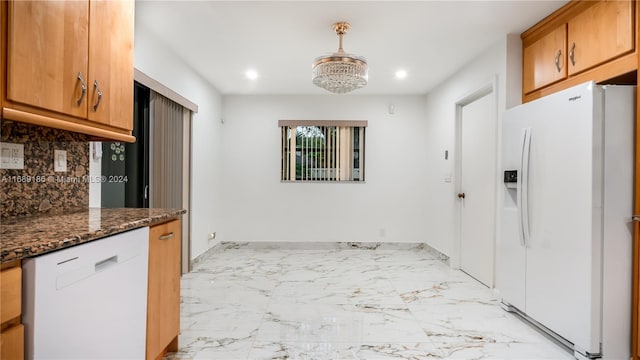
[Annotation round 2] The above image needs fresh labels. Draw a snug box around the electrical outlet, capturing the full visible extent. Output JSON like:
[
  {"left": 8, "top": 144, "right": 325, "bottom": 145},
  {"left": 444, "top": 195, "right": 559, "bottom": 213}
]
[
  {"left": 54, "top": 150, "right": 67, "bottom": 172},
  {"left": 0, "top": 142, "right": 24, "bottom": 169}
]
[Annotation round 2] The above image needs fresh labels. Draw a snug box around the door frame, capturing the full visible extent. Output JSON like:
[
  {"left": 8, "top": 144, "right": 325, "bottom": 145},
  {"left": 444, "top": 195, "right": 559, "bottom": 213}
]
[
  {"left": 135, "top": 69, "right": 197, "bottom": 275},
  {"left": 452, "top": 76, "right": 499, "bottom": 287},
  {"left": 182, "top": 109, "right": 192, "bottom": 274},
  {"left": 632, "top": 49, "right": 640, "bottom": 359}
]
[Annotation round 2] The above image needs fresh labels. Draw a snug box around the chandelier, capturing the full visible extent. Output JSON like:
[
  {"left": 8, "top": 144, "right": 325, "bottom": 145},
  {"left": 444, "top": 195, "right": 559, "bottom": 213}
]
[{"left": 312, "top": 22, "right": 368, "bottom": 94}]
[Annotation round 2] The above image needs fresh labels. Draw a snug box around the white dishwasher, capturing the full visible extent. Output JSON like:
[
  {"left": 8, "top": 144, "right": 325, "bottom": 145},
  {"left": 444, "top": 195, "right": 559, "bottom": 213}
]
[{"left": 22, "top": 227, "right": 149, "bottom": 360}]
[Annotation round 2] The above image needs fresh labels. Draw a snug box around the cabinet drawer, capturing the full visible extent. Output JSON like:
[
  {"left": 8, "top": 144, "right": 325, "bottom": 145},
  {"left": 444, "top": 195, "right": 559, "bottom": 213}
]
[
  {"left": 0, "top": 324, "right": 24, "bottom": 360},
  {"left": 0, "top": 266, "right": 21, "bottom": 323}
]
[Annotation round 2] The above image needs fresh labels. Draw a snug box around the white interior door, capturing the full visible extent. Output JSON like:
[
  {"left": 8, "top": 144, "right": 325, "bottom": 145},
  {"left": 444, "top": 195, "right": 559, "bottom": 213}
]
[{"left": 459, "top": 90, "right": 497, "bottom": 287}]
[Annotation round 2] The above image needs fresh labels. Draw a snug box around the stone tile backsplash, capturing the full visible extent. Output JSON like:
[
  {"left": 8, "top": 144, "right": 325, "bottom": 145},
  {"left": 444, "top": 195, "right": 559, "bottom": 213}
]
[{"left": 1, "top": 120, "right": 90, "bottom": 219}]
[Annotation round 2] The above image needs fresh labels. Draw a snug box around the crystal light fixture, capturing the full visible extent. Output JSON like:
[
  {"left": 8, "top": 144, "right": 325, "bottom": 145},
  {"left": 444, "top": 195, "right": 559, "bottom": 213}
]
[{"left": 312, "top": 22, "right": 368, "bottom": 94}]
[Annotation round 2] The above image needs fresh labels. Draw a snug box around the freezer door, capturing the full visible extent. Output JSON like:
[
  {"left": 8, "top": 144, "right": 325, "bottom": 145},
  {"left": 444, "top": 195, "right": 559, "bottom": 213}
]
[
  {"left": 523, "top": 82, "right": 602, "bottom": 355},
  {"left": 599, "top": 86, "right": 634, "bottom": 360},
  {"left": 497, "top": 107, "right": 528, "bottom": 311}
]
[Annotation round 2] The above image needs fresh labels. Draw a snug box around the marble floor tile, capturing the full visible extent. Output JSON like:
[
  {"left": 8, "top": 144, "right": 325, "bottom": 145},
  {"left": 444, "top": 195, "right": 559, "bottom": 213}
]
[
  {"left": 181, "top": 277, "right": 275, "bottom": 307},
  {"left": 255, "top": 302, "right": 428, "bottom": 344},
  {"left": 247, "top": 341, "right": 443, "bottom": 360},
  {"left": 435, "top": 341, "right": 573, "bottom": 359},
  {"left": 166, "top": 330, "right": 255, "bottom": 360},
  {"left": 166, "top": 243, "right": 573, "bottom": 360},
  {"left": 393, "top": 279, "right": 499, "bottom": 306},
  {"left": 270, "top": 279, "right": 405, "bottom": 305},
  {"left": 408, "top": 303, "right": 546, "bottom": 345}
]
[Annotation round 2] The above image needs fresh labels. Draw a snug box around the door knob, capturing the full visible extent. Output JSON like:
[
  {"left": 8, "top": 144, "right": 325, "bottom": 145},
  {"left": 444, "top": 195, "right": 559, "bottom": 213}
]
[{"left": 457, "top": 192, "right": 466, "bottom": 199}]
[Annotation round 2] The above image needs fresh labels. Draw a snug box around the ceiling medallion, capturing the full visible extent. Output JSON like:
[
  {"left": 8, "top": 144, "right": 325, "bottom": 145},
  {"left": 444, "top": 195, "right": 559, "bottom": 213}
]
[{"left": 312, "top": 22, "right": 368, "bottom": 94}]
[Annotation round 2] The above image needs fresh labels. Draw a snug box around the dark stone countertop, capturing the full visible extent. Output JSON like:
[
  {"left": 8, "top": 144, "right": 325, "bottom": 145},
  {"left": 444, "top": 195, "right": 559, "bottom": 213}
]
[{"left": 0, "top": 208, "right": 186, "bottom": 263}]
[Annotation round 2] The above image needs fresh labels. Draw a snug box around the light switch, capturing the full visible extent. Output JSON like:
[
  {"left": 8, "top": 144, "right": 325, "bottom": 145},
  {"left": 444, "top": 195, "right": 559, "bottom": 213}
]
[
  {"left": 0, "top": 142, "right": 24, "bottom": 169},
  {"left": 54, "top": 150, "right": 67, "bottom": 172}
]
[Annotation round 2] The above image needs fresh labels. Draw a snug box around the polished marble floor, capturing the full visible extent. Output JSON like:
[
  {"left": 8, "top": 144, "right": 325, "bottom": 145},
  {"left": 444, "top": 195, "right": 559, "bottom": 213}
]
[{"left": 165, "top": 243, "right": 573, "bottom": 359}]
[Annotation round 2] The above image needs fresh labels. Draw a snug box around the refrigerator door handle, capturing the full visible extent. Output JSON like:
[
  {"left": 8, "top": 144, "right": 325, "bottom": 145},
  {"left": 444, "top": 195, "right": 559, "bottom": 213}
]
[
  {"left": 517, "top": 129, "right": 525, "bottom": 246},
  {"left": 518, "top": 127, "right": 532, "bottom": 247}
]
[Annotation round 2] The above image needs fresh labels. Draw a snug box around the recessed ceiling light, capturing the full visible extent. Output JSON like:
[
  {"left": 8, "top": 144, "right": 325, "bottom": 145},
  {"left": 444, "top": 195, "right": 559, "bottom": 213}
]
[
  {"left": 395, "top": 70, "right": 407, "bottom": 79},
  {"left": 246, "top": 69, "right": 258, "bottom": 80}
]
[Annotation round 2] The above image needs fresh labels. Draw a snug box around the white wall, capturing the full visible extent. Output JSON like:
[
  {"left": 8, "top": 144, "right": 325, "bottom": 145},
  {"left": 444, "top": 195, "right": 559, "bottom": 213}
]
[
  {"left": 219, "top": 95, "right": 430, "bottom": 243},
  {"left": 134, "top": 22, "right": 224, "bottom": 260},
  {"left": 218, "top": 35, "right": 521, "bottom": 252},
  {"left": 421, "top": 34, "right": 522, "bottom": 257},
  {"left": 131, "top": 26, "right": 520, "bottom": 258}
]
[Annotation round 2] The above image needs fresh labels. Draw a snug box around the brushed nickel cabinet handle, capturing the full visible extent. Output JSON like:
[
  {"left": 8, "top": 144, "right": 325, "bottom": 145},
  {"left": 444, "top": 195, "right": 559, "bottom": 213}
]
[
  {"left": 633, "top": 215, "right": 640, "bottom": 222},
  {"left": 93, "top": 80, "right": 103, "bottom": 111},
  {"left": 76, "top": 72, "right": 87, "bottom": 105},
  {"left": 554, "top": 50, "right": 562, "bottom": 73},
  {"left": 569, "top": 43, "right": 576, "bottom": 66},
  {"left": 159, "top": 232, "right": 174, "bottom": 240}
]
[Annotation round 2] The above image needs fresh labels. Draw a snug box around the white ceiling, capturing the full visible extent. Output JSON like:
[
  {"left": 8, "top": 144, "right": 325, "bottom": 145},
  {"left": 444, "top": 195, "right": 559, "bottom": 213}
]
[{"left": 135, "top": 1, "right": 568, "bottom": 95}]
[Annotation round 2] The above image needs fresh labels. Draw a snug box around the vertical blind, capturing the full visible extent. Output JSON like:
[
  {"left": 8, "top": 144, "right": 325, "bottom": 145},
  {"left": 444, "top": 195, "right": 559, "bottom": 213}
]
[
  {"left": 150, "top": 92, "right": 186, "bottom": 208},
  {"left": 149, "top": 89, "right": 193, "bottom": 274},
  {"left": 279, "top": 120, "right": 367, "bottom": 182}
]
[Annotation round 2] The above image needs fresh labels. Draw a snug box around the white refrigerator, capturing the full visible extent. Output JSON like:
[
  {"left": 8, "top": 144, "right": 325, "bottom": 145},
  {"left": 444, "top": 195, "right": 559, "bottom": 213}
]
[{"left": 498, "top": 81, "right": 635, "bottom": 360}]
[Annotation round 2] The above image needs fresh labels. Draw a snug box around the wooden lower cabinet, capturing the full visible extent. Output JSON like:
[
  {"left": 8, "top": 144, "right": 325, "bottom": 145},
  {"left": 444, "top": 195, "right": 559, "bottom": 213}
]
[
  {"left": 0, "top": 266, "right": 20, "bottom": 322},
  {"left": 0, "top": 324, "right": 24, "bottom": 360},
  {"left": 0, "top": 263, "right": 23, "bottom": 360},
  {"left": 146, "top": 219, "right": 181, "bottom": 360}
]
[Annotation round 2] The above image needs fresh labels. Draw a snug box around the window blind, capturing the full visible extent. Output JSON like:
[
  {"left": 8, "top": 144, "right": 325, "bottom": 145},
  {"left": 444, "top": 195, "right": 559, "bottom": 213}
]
[{"left": 279, "top": 120, "right": 366, "bottom": 182}]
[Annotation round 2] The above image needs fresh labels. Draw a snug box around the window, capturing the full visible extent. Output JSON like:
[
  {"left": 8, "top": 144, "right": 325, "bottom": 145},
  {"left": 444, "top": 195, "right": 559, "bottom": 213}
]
[{"left": 279, "top": 120, "right": 367, "bottom": 182}]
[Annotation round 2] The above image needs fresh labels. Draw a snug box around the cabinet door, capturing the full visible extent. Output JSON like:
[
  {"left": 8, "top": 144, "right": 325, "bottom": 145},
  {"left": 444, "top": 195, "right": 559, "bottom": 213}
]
[
  {"left": 0, "top": 324, "right": 24, "bottom": 360},
  {"left": 0, "top": 266, "right": 21, "bottom": 323},
  {"left": 7, "top": 1, "right": 89, "bottom": 118},
  {"left": 523, "top": 24, "right": 567, "bottom": 94},
  {"left": 568, "top": 0, "right": 634, "bottom": 75},
  {"left": 147, "top": 220, "right": 181, "bottom": 360},
  {"left": 87, "top": 0, "right": 134, "bottom": 131}
]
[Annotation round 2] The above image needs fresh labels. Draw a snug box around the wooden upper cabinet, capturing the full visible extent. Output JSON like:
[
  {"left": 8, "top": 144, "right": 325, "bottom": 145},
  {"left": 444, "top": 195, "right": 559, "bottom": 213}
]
[
  {"left": 523, "top": 24, "right": 567, "bottom": 94},
  {"left": 567, "top": 0, "right": 634, "bottom": 75},
  {"left": 88, "top": 0, "right": 134, "bottom": 130},
  {"left": 7, "top": 1, "right": 89, "bottom": 118},
  {"left": 522, "top": 0, "right": 637, "bottom": 102},
  {"left": 2, "top": 0, "right": 135, "bottom": 141}
]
